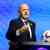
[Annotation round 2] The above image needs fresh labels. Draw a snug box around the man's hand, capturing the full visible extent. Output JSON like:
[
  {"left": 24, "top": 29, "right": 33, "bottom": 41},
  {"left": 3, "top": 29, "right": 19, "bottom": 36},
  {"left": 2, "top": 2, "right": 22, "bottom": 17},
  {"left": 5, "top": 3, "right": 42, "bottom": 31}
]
[{"left": 16, "top": 24, "right": 28, "bottom": 36}]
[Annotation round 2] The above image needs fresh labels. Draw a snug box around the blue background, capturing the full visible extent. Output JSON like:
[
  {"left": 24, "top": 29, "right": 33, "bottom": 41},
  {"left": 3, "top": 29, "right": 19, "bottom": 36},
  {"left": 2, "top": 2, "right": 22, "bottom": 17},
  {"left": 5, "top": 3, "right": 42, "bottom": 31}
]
[{"left": 0, "top": 0, "right": 49, "bottom": 50}]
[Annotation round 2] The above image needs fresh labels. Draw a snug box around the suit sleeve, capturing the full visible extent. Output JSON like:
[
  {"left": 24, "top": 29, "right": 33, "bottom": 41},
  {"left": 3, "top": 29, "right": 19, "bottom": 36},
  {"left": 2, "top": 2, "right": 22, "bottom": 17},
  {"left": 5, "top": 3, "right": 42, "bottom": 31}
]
[
  {"left": 32, "top": 22, "right": 36, "bottom": 41},
  {"left": 6, "top": 20, "right": 21, "bottom": 42},
  {"left": 6, "top": 20, "right": 14, "bottom": 41}
]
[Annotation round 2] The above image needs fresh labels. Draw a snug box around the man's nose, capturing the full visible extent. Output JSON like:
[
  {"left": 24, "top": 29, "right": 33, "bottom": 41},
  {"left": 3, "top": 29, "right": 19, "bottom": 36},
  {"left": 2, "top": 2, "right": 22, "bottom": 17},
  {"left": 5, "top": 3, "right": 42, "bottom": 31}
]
[{"left": 25, "top": 12, "right": 28, "bottom": 15}]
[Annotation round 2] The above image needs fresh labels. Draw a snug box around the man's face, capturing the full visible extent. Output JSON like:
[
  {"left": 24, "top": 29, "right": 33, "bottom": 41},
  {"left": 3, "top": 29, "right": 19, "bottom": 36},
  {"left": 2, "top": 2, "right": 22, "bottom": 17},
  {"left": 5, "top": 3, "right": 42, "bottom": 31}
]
[{"left": 20, "top": 4, "right": 30, "bottom": 19}]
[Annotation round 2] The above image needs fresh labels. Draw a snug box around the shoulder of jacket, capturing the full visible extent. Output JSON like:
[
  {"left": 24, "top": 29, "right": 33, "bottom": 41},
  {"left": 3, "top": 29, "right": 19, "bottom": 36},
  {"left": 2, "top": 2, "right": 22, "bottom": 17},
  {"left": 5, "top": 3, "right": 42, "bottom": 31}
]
[
  {"left": 10, "top": 18, "right": 19, "bottom": 23},
  {"left": 28, "top": 20, "right": 35, "bottom": 26}
]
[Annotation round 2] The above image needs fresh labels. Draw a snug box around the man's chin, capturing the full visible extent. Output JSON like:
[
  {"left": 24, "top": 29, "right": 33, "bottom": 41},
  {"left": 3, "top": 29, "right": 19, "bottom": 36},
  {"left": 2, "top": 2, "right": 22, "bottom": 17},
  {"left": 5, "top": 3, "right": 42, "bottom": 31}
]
[
  {"left": 23, "top": 16, "right": 29, "bottom": 19},
  {"left": 22, "top": 17, "right": 28, "bottom": 20}
]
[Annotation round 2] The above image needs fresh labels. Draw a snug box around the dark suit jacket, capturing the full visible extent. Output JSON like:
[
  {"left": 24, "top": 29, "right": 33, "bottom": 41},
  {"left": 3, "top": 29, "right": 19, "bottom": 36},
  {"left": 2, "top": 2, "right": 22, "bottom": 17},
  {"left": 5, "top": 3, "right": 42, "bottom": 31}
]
[{"left": 6, "top": 18, "right": 36, "bottom": 49}]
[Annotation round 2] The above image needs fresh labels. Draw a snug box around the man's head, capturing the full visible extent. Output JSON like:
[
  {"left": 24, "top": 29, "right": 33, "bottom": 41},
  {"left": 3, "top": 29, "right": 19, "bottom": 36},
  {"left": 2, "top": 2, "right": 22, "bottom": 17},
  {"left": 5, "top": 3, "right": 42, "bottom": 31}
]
[{"left": 19, "top": 3, "right": 30, "bottom": 19}]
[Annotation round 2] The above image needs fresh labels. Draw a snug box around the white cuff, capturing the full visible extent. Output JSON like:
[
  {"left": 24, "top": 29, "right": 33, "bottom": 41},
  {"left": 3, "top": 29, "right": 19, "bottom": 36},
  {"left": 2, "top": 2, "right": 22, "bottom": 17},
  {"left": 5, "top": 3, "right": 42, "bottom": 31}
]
[{"left": 16, "top": 30, "right": 20, "bottom": 36}]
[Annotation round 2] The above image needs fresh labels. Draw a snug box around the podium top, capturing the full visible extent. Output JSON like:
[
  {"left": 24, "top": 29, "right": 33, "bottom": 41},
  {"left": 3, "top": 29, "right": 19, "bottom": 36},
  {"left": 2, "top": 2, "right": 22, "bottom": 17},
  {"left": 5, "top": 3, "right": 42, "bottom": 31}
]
[
  {"left": 8, "top": 40, "right": 50, "bottom": 46},
  {"left": 22, "top": 41, "right": 50, "bottom": 45}
]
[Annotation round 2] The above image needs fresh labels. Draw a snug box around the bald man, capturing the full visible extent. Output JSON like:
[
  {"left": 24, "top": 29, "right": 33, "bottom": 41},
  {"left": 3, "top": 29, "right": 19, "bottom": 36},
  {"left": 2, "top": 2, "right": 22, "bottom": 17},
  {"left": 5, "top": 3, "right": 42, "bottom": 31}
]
[{"left": 6, "top": 3, "right": 36, "bottom": 50}]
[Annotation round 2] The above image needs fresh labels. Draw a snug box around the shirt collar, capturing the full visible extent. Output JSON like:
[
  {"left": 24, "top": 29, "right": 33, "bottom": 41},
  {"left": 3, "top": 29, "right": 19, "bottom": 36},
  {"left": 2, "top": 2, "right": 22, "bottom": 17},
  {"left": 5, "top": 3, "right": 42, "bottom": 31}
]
[{"left": 21, "top": 18, "right": 27, "bottom": 23}]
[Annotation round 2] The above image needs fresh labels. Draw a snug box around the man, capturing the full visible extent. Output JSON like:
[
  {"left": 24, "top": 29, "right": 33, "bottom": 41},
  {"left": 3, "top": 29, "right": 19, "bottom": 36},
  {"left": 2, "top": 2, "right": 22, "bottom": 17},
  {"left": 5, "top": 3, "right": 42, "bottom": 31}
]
[{"left": 6, "top": 3, "right": 36, "bottom": 50}]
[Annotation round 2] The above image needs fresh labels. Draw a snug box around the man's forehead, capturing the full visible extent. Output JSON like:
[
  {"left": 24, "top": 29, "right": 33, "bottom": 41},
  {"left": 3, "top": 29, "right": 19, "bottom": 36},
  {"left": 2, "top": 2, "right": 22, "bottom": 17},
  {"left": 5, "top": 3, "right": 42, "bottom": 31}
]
[{"left": 20, "top": 3, "right": 29, "bottom": 9}]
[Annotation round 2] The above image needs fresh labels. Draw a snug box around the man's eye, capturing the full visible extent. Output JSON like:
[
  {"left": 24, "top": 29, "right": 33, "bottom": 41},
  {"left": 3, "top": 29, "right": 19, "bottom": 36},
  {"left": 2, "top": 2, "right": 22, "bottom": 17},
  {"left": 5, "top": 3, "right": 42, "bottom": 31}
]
[{"left": 23, "top": 9, "right": 28, "bottom": 11}]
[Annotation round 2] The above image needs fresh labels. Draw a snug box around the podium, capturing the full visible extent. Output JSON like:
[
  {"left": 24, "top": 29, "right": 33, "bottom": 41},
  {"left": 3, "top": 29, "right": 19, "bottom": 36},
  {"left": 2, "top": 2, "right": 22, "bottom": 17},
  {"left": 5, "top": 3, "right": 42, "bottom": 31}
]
[
  {"left": 9, "top": 41, "right": 50, "bottom": 50},
  {"left": 22, "top": 41, "right": 50, "bottom": 50},
  {"left": 22, "top": 41, "right": 50, "bottom": 45}
]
